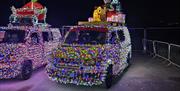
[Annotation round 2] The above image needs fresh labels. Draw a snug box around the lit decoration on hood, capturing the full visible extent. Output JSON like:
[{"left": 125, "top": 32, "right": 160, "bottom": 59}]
[{"left": 53, "top": 46, "right": 101, "bottom": 60}]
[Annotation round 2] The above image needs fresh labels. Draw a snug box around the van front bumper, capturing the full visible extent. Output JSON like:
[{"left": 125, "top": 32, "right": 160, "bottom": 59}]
[
  {"left": 46, "top": 64, "right": 108, "bottom": 86},
  {"left": 0, "top": 63, "right": 21, "bottom": 79}
]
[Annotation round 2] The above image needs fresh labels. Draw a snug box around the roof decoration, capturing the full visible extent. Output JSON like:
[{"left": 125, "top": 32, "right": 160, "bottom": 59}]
[
  {"left": 88, "top": 0, "right": 125, "bottom": 24},
  {"left": 23, "top": 2, "right": 44, "bottom": 9},
  {"left": 9, "top": 1, "right": 47, "bottom": 26}
]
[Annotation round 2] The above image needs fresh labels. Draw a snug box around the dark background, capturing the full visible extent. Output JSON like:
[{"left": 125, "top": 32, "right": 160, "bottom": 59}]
[{"left": 0, "top": 0, "right": 180, "bottom": 48}]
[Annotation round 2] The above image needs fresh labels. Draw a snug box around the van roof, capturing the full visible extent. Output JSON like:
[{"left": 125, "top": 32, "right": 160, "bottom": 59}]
[
  {"left": 69, "top": 26, "right": 108, "bottom": 32},
  {"left": 0, "top": 25, "right": 57, "bottom": 32},
  {"left": 64, "top": 25, "right": 124, "bottom": 33}
]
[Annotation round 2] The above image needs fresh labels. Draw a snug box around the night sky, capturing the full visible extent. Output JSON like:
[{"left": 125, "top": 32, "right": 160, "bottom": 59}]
[{"left": 0, "top": 0, "right": 179, "bottom": 27}]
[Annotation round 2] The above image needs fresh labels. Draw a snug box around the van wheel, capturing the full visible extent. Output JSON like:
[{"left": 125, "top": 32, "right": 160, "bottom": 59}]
[
  {"left": 21, "top": 60, "right": 32, "bottom": 80},
  {"left": 127, "top": 53, "right": 131, "bottom": 65},
  {"left": 105, "top": 64, "right": 113, "bottom": 88}
]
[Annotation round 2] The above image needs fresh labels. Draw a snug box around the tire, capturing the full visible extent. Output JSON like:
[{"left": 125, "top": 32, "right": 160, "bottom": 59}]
[
  {"left": 21, "top": 60, "right": 33, "bottom": 80},
  {"left": 127, "top": 53, "right": 131, "bottom": 65},
  {"left": 105, "top": 65, "right": 113, "bottom": 89}
]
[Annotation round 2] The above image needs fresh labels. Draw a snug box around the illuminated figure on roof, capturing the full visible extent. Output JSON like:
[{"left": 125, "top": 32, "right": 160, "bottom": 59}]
[
  {"left": 111, "top": 0, "right": 121, "bottom": 12},
  {"left": 9, "top": 0, "right": 47, "bottom": 26},
  {"left": 103, "top": 0, "right": 121, "bottom": 12},
  {"left": 89, "top": 0, "right": 125, "bottom": 24},
  {"left": 103, "top": 0, "right": 114, "bottom": 11},
  {"left": 93, "top": 6, "right": 106, "bottom": 22}
]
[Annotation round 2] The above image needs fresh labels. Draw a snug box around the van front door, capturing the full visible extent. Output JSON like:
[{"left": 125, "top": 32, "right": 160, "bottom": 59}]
[{"left": 28, "top": 32, "right": 44, "bottom": 68}]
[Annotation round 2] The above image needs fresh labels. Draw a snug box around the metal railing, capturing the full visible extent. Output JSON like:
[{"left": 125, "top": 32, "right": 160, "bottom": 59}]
[{"left": 143, "top": 39, "right": 180, "bottom": 68}]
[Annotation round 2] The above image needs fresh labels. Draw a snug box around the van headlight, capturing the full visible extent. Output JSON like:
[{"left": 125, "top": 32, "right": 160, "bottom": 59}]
[{"left": 107, "top": 59, "right": 112, "bottom": 64}]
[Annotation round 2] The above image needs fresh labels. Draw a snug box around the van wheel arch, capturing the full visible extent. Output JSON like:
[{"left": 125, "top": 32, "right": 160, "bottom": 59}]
[
  {"left": 21, "top": 60, "right": 33, "bottom": 80},
  {"left": 127, "top": 52, "right": 132, "bottom": 65},
  {"left": 105, "top": 64, "right": 113, "bottom": 88}
]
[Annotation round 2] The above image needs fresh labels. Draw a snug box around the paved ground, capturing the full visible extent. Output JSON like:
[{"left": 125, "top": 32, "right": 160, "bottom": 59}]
[{"left": 0, "top": 52, "right": 180, "bottom": 91}]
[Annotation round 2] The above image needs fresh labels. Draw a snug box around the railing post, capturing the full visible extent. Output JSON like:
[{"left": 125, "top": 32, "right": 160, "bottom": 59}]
[
  {"left": 143, "top": 28, "right": 147, "bottom": 53},
  {"left": 153, "top": 41, "right": 156, "bottom": 57},
  {"left": 167, "top": 44, "right": 172, "bottom": 66},
  {"left": 168, "top": 44, "right": 171, "bottom": 60}
]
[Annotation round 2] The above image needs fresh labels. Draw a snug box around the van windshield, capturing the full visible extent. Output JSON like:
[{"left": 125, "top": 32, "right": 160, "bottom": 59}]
[
  {"left": 0, "top": 29, "right": 26, "bottom": 43},
  {"left": 64, "top": 30, "right": 107, "bottom": 45}
]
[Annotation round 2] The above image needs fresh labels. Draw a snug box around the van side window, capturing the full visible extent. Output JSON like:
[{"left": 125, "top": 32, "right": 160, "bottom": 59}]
[
  {"left": 31, "top": 33, "right": 39, "bottom": 44},
  {"left": 0, "top": 30, "right": 25, "bottom": 43},
  {"left": 49, "top": 32, "right": 54, "bottom": 41},
  {"left": 117, "top": 30, "right": 125, "bottom": 42},
  {"left": 42, "top": 32, "right": 53, "bottom": 42},
  {"left": 110, "top": 31, "right": 118, "bottom": 44},
  {"left": 42, "top": 32, "right": 49, "bottom": 42}
]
